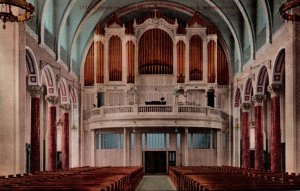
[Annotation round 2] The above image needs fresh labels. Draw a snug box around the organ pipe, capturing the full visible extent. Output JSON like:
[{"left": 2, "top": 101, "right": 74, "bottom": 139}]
[
  {"left": 207, "top": 40, "right": 216, "bottom": 83},
  {"left": 138, "top": 29, "right": 173, "bottom": 74},
  {"left": 109, "top": 36, "right": 122, "bottom": 81},
  {"left": 189, "top": 35, "right": 203, "bottom": 81},
  {"left": 177, "top": 41, "right": 185, "bottom": 83},
  {"left": 84, "top": 42, "right": 95, "bottom": 86},
  {"left": 217, "top": 42, "right": 229, "bottom": 85},
  {"left": 96, "top": 41, "right": 104, "bottom": 83},
  {"left": 127, "top": 41, "right": 135, "bottom": 83}
]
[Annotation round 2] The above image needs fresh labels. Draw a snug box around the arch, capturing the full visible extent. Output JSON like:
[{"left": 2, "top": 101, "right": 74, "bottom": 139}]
[
  {"left": 243, "top": 78, "right": 253, "bottom": 103},
  {"left": 260, "top": 0, "right": 272, "bottom": 43},
  {"left": 272, "top": 49, "right": 285, "bottom": 84},
  {"left": 234, "top": 0, "right": 255, "bottom": 60},
  {"left": 256, "top": 66, "right": 270, "bottom": 94},
  {"left": 234, "top": 88, "right": 242, "bottom": 107},
  {"left": 69, "top": 87, "right": 78, "bottom": 107},
  {"left": 25, "top": 47, "right": 40, "bottom": 85},
  {"left": 40, "top": 65, "right": 57, "bottom": 96},
  {"left": 57, "top": 1, "right": 76, "bottom": 63},
  {"left": 58, "top": 78, "right": 70, "bottom": 104}
]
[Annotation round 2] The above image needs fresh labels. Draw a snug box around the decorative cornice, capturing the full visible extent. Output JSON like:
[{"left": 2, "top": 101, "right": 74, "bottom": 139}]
[
  {"left": 240, "top": 103, "right": 251, "bottom": 111},
  {"left": 27, "top": 85, "right": 44, "bottom": 97},
  {"left": 252, "top": 94, "right": 266, "bottom": 105},
  {"left": 45, "top": 96, "right": 60, "bottom": 105},
  {"left": 60, "top": 104, "right": 71, "bottom": 111},
  {"left": 268, "top": 84, "right": 282, "bottom": 97}
]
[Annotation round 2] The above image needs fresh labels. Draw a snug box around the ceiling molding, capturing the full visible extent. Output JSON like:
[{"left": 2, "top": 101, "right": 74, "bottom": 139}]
[
  {"left": 234, "top": 0, "right": 256, "bottom": 60},
  {"left": 57, "top": 0, "right": 78, "bottom": 65},
  {"left": 260, "top": 0, "right": 272, "bottom": 44}
]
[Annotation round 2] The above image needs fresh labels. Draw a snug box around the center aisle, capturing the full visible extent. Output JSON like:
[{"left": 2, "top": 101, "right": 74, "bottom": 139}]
[{"left": 135, "top": 175, "right": 176, "bottom": 191}]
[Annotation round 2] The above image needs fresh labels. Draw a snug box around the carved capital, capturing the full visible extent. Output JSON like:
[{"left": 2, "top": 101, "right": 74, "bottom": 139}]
[
  {"left": 240, "top": 103, "right": 251, "bottom": 112},
  {"left": 268, "top": 84, "right": 282, "bottom": 97},
  {"left": 45, "top": 96, "right": 60, "bottom": 106},
  {"left": 27, "top": 85, "right": 44, "bottom": 97},
  {"left": 60, "top": 104, "right": 71, "bottom": 111},
  {"left": 252, "top": 95, "right": 266, "bottom": 106}
]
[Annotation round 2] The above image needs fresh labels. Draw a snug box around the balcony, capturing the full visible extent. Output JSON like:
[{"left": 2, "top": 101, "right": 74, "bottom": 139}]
[{"left": 84, "top": 105, "right": 229, "bottom": 129}]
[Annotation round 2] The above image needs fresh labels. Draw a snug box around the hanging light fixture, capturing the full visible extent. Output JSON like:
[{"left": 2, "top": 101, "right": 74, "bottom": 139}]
[
  {"left": 280, "top": 0, "right": 300, "bottom": 22},
  {"left": 0, "top": 0, "right": 35, "bottom": 29}
]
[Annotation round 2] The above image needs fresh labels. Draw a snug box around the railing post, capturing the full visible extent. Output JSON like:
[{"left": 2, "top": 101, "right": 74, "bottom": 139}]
[
  {"left": 174, "top": 105, "right": 178, "bottom": 113},
  {"left": 133, "top": 104, "right": 138, "bottom": 114}
]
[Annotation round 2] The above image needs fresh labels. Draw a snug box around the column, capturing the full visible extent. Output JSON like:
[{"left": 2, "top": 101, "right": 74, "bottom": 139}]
[
  {"left": 46, "top": 96, "right": 59, "bottom": 171},
  {"left": 27, "top": 85, "right": 44, "bottom": 172},
  {"left": 268, "top": 84, "right": 282, "bottom": 172},
  {"left": 216, "top": 130, "right": 222, "bottom": 166},
  {"left": 123, "top": 128, "right": 127, "bottom": 166},
  {"left": 61, "top": 104, "right": 71, "bottom": 170},
  {"left": 183, "top": 127, "right": 189, "bottom": 166},
  {"left": 241, "top": 103, "right": 251, "bottom": 168},
  {"left": 252, "top": 95, "right": 266, "bottom": 170}
]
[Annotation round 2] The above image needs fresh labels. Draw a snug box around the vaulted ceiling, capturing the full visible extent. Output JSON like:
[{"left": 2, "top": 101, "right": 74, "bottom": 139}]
[{"left": 26, "top": 0, "right": 285, "bottom": 77}]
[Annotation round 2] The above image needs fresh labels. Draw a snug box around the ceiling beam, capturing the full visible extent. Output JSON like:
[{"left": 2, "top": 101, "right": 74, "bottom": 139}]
[
  {"left": 56, "top": 0, "right": 77, "bottom": 69},
  {"left": 260, "top": 0, "right": 272, "bottom": 44},
  {"left": 234, "top": 0, "right": 256, "bottom": 60}
]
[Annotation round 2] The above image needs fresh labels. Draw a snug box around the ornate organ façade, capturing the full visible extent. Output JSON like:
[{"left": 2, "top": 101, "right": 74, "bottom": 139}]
[{"left": 83, "top": 12, "right": 229, "bottom": 109}]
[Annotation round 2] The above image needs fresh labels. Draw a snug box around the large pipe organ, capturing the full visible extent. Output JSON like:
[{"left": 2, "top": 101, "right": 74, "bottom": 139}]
[
  {"left": 82, "top": 12, "right": 230, "bottom": 168},
  {"left": 84, "top": 13, "right": 229, "bottom": 87}
]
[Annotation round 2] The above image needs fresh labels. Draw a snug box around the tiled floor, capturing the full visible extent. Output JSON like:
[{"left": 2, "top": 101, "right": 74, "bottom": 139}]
[{"left": 135, "top": 175, "right": 176, "bottom": 191}]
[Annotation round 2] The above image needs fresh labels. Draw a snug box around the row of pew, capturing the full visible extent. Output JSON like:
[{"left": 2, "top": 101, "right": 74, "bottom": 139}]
[
  {"left": 169, "top": 166, "right": 300, "bottom": 190},
  {"left": 0, "top": 166, "right": 143, "bottom": 190}
]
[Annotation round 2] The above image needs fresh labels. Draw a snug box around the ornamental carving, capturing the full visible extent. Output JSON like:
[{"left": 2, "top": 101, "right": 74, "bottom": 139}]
[
  {"left": 27, "top": 85, "right": 44, "bottom": 97},
  {"left": 268, "top": 84, "right": 282, "bottom": 97},
  {"left": 252, "top": 95, "right": 266, "bottom": 105},
  {"left": 60, "top": 104, "right": 71, "bottom": 111},
  {"left": 45, "top": 96, "right": 60, "bottom": 105},
  {"left": 240, "top": 103, "right": 251, "bottom": 111}
]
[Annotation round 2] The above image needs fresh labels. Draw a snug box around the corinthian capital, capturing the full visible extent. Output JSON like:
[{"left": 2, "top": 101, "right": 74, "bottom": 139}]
[
  {"left": 240, "top": 103, "right": 251, "bottom": 112},
  {"left": 268, "top": 84, "right": 282, "bottom": 97},
  {"left": 252, "top": 95, "right": 266, "bottom": 106},
  {"left": 45, "top": 96, "right": 60, "bottom": 106},
  {"left": 27, "top": 85, "right": 44, "bottom": 97}
]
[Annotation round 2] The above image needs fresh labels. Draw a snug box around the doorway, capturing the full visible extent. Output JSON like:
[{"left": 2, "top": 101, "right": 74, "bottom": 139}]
[{"left": 144, "top": 151, "right": 167, "bottom": 174}]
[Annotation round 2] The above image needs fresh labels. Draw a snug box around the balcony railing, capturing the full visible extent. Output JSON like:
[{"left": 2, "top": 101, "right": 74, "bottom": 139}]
[{"left": 84, "top": 105, "right": 228, "bottom": 121}]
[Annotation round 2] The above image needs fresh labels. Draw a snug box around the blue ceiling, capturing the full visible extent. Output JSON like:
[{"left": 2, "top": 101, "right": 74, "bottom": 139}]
[{"left": 26, "top": 0, "right": 285, "bottom": 78}]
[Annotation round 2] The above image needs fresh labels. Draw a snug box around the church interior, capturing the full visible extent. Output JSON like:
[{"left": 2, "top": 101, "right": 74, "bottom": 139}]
[{"left": 1, "top": 0, "right": 300, "bottom": 190}]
